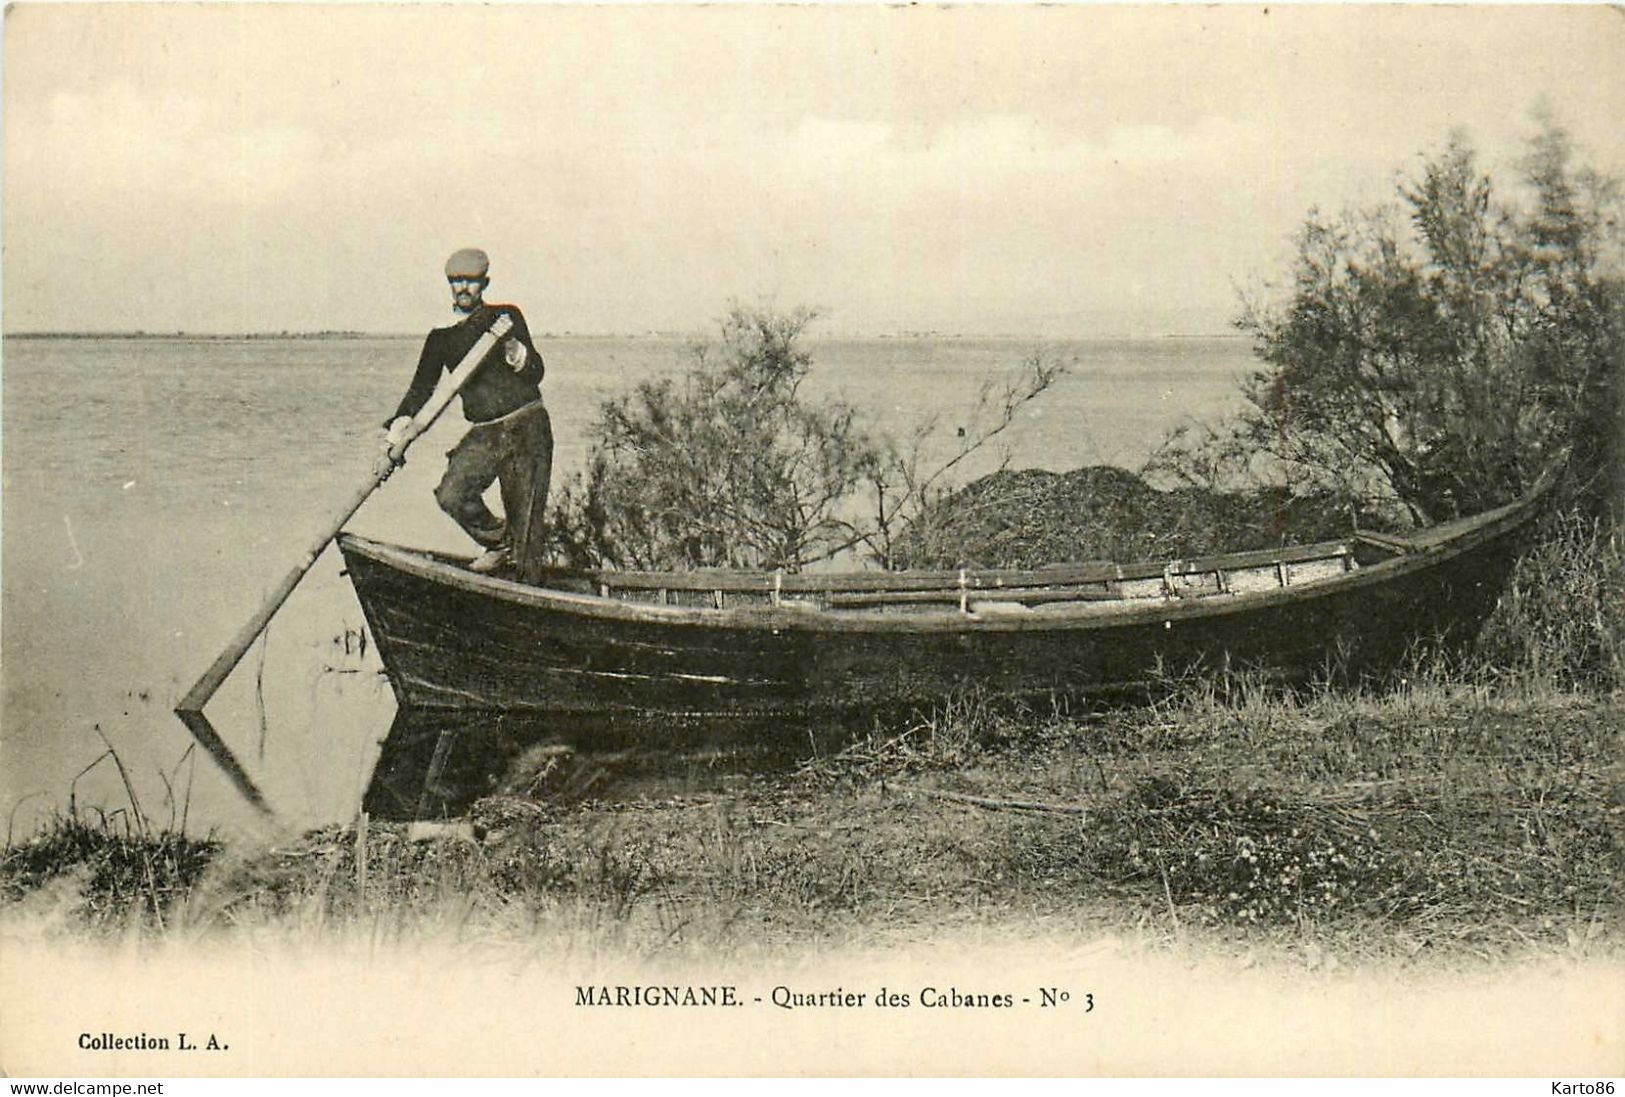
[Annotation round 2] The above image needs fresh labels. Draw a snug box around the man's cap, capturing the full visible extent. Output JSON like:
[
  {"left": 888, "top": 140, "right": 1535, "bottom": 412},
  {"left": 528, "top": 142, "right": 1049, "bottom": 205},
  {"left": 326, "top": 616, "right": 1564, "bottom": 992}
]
[{"left": 445, "top": 248, "right": 490, "bottom": 279}]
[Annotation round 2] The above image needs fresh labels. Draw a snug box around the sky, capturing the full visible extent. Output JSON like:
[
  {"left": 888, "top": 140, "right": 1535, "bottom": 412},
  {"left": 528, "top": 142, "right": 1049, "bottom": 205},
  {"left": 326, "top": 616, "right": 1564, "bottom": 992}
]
[{"left": 4, "top": 4, "right": 1623, "bottom": 337}]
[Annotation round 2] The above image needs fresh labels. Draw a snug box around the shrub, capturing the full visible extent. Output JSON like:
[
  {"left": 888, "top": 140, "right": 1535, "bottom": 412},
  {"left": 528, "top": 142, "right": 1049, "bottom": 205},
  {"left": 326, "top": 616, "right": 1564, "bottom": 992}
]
[
  {"left": 1156, "top": 114, "right": 1624, "bottom": 529},
  {"left": 555, "top": 306, "right": 882, "bottom": 571},
  {"left": 548, "top": 305, "right": 1069, "bottom": 572}
]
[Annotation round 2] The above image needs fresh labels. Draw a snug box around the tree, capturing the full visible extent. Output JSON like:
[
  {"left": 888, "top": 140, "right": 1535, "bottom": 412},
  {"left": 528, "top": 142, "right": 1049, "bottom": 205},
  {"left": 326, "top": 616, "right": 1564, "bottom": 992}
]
[{"left": 1226, "top": 117, "right": 1623, "bottom": 526}]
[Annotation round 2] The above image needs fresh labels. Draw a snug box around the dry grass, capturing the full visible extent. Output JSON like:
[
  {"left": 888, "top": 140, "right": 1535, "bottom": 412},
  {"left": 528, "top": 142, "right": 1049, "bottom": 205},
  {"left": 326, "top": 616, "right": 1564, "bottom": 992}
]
[{"left": 1476, "top": 510, "right": 1625, "bottom": 692}]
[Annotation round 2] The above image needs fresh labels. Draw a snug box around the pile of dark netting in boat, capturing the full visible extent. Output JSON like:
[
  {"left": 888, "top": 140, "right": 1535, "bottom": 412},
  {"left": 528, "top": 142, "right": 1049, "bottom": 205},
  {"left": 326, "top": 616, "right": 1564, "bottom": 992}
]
[{"left": 891, "top": 465, "right": 1363, "bottom": 570}]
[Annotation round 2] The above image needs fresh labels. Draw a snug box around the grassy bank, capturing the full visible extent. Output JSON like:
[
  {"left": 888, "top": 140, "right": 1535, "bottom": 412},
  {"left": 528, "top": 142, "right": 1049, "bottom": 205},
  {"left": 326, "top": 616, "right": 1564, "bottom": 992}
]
[{"left": 6, "top": 682, "right": 1619, "bottom": 966}]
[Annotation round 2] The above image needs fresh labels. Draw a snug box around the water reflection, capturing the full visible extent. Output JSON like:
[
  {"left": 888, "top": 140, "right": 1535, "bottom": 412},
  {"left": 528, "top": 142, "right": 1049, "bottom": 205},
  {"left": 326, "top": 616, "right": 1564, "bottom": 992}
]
[
  {"left": 362, "top": 707, "right": 860, "bottom": 821},
  {"left": 172, "top": 708, "right": 274, "bottom": 817}
]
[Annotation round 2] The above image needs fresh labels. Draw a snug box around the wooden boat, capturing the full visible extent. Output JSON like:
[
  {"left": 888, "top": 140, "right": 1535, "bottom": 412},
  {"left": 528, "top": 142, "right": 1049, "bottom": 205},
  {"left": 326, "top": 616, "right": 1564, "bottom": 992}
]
[{"left": 338, "top": 470, "right": 1556, "bottom": 743}]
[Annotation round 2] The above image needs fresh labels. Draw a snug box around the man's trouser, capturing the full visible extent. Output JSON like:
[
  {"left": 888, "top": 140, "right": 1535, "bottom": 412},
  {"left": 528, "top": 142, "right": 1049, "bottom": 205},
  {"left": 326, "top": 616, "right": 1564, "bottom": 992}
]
[{"left": 434, "top": 400, "right": 554, "bottom": 582}]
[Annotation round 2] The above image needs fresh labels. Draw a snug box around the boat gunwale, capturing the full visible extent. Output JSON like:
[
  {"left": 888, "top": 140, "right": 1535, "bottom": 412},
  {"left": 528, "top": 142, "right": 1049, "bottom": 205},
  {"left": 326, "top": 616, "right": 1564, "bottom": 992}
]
[
  {"left": 531, "top": 538, "right": 1366, "bottom": 593},
  {"left": 337, "top": 484, "right": 1544, "bottom": 636}
]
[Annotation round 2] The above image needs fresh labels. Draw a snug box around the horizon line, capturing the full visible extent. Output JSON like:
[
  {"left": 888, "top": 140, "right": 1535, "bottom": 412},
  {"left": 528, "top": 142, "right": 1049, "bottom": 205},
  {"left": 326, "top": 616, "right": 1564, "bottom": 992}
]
[{"left": 2, "top": 327, "right": 1245, "bottom": 341}]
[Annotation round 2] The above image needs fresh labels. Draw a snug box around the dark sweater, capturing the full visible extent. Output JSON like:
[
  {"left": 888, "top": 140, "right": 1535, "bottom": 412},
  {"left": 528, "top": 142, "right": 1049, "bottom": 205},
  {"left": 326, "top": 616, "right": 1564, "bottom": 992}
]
[{"left": 388, "top": 304, "right": 545, "bottom": 425}]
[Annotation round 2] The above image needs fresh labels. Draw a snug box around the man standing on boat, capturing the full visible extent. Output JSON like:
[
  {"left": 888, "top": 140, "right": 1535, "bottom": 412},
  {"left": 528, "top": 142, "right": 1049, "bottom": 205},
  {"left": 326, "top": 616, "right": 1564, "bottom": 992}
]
[{"left": 377, "top": 247, "right": 553, "bottom": 581}]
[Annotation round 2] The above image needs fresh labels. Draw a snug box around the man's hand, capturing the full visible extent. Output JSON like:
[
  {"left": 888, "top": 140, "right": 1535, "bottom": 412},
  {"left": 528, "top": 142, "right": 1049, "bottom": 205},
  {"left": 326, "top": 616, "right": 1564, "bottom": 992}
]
[
  {"left": 372, "top": 446, "right": 400, "bottom": 481},
  {"left": 384, "top": 416, "right": 419, "bottom": 449},
  {"left": 502, "top": 336, "right": 528, "bottom": 371},
  {"left": 374, "top": 416, "right": 419, "bottom": 480}
]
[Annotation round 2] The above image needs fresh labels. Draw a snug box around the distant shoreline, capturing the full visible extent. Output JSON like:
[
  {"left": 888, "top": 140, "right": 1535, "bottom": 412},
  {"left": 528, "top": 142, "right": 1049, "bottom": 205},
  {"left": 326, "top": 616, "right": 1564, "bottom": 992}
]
[
  {"left": 2, "top": 329, "right": 1247, "bottom": 342},
  {"left": 2, "top": 330, "right": 385, "bottom": 341}
]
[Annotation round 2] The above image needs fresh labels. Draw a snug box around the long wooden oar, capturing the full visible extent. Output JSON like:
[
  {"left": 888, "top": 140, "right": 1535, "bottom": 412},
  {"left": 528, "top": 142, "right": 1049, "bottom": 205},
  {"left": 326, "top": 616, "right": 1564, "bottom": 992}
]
[{"left": 174, "top": 314, "right": 515, "bottom": 814}]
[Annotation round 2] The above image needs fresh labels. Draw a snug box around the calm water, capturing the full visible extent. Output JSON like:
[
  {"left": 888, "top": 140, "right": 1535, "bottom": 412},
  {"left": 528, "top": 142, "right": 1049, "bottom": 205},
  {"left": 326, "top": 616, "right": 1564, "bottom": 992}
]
[{"left": 1, "top": 333, "right": 1254, "bottom": 837}]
